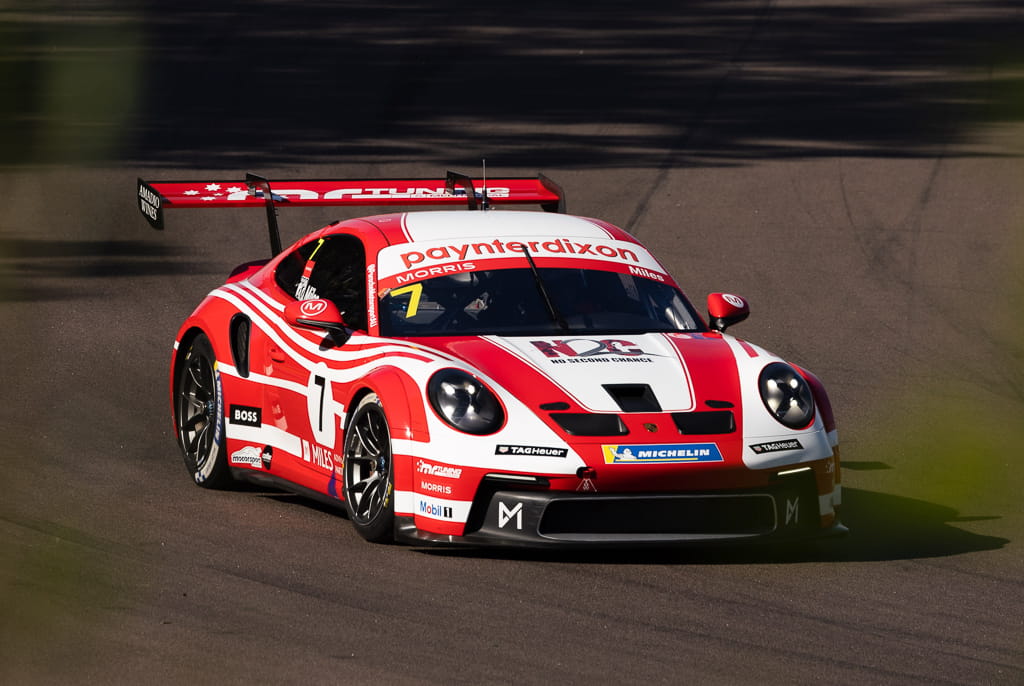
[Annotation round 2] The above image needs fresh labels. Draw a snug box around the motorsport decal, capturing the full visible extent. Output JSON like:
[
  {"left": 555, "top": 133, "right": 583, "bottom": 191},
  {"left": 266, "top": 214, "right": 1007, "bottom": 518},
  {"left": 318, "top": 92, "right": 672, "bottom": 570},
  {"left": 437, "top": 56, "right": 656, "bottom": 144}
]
[
  {"left": 531, "top": 338, "right": 665, "bottom": 363},
  {"left": 602, "top": 443, "right": 723, "bottom": 464},
  {"left": 496, "top": 444, "right": 568, "bottom": 458},
  {"left": 416, "top": 460, "right": 462, "bottom": 479},
  {"left": 228, "top": 404, "right": 262, "bottom": 427},
  {"left": 230, "top": 445, "right": 264, "bottom": 468},
  {"left": 749, "top": 439, "right": 803, "bottom": 454}
]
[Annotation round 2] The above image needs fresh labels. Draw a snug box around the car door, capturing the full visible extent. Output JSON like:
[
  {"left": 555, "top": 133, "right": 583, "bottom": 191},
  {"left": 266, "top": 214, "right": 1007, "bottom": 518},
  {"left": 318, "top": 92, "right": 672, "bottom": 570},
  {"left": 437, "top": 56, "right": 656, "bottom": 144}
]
[{"left": 265, "top": 233, "right": 368, "bottom": 497}]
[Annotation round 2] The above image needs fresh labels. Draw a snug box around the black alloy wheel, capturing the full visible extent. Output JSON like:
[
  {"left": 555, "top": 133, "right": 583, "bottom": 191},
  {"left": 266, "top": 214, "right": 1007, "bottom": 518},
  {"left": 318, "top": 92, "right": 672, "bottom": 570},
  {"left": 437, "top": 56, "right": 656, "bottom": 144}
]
[
  {"left": 342, "top": 393, "right": 395, "bottom": 542},
  {"left": 176, "top": 333, "right": 231, "bottom": 488}
]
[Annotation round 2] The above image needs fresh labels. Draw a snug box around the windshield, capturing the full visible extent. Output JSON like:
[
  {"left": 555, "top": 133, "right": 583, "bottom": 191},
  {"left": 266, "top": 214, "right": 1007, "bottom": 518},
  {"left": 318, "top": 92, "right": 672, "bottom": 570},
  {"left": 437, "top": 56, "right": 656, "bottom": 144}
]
[{"left": 380, "top": 267, "right": 704, "bottom": 336}]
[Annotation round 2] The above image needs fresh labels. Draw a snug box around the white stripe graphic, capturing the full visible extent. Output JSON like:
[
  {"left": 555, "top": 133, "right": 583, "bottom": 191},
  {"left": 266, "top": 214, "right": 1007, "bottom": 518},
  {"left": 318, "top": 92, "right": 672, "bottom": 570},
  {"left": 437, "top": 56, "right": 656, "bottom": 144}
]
[
  {"left": 225, "top": 423, "right": 303, "bottom": 457},
  {"left": 210, "top": 282, "right": 458, "bottom": 375}
]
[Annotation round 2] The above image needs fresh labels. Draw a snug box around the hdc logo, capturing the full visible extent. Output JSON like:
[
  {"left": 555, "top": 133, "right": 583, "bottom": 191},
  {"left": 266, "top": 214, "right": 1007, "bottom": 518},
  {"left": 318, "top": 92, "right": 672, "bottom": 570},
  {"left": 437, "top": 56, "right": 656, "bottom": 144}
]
[{"left": 531, "top": 338, "right": 647, "bottom": 358}]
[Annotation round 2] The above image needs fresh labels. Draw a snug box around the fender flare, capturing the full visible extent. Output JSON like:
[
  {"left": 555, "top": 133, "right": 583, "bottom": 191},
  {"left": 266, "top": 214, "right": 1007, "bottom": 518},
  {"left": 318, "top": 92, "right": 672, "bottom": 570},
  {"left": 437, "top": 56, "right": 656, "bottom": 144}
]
[
  {"left": 344, "top": 367, "right": 431, "bottom": 496},
  {"left": 793, "top": 364, "right": 836, "bottom": 436}
]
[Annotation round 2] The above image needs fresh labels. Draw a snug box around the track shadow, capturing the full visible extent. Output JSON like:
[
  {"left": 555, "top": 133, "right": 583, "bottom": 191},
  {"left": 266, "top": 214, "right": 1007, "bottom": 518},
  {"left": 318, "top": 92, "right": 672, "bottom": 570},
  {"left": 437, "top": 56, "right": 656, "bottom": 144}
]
[
  {"left": 175, "top": 463, "right": 1008, "bottom": 564},
  {"left": 413, "top": 487, "right": 1008, "bottom": 564},
  {"left": 0, "top": 237, "right": 224, "bottom": 301},
  {"left": 1, "top": 1, "right": 1021, "bottom": 168}
]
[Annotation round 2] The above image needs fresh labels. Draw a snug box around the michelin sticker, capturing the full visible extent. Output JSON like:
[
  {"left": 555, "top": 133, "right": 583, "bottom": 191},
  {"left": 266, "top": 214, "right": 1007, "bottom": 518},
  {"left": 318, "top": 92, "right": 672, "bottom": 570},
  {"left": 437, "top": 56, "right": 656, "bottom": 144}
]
[{"left": 603, "top": 443, "right": 723, "bottom": 464}]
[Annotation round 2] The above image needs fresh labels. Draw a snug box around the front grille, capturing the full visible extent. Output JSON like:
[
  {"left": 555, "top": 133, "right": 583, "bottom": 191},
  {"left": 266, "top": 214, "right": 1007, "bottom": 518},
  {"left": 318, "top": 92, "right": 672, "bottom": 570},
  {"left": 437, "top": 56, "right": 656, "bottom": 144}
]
[{"left": 539, "top": 494, "right": 775, "bottom": 536}]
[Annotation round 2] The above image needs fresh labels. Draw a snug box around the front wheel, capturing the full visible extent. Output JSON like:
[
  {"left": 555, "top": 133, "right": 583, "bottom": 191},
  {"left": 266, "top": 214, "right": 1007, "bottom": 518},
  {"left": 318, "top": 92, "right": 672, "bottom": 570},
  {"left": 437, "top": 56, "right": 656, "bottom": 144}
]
[
  {"left": 175, "top": 333, "right": 231, "bottom": 488},
  {"left": 342, "top": 394, "right": 395, "bottom": 543}
]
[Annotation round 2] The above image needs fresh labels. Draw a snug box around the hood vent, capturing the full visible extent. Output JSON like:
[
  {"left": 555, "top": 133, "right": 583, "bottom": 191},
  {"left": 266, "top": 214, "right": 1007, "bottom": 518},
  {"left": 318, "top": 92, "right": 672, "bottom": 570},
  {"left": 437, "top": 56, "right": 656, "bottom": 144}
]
[
  {"left": 550, "top": 413, "right": 629, "bottom": 436},
  {"left": 603, "top": 384, "right": 662, "bottom": 413},
  {"left": 672, "top": 411, "right": 736, "bottom": 435}
]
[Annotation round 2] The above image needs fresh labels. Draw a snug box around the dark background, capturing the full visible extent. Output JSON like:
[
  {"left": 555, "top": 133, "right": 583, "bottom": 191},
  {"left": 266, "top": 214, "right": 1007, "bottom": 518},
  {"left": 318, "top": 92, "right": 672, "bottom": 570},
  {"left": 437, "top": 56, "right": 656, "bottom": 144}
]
[{"left": 2, "top": 1, "right": 1022, "bottom": 683}]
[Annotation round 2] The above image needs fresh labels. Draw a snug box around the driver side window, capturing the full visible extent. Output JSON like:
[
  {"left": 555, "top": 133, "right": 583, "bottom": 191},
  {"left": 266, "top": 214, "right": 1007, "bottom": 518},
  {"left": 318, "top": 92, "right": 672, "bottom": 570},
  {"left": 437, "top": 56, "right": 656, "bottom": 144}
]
[{"left": 275, "top": 235, "right": 368, "bottom": 331}]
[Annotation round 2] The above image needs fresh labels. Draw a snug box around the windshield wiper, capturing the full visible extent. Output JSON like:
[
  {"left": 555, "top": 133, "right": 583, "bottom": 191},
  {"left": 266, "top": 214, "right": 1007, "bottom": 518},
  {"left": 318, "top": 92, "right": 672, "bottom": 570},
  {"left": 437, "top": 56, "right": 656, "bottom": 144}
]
[{"left": 522, "top": 247, "right": 568, "bottom": 332}]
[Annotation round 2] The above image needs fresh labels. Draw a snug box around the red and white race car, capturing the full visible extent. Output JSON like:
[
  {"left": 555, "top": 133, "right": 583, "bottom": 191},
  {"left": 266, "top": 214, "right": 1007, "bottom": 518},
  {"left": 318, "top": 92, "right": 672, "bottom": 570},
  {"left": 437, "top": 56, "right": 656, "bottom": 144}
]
[{"left": 139, "top": 172, "right": 844, "bottom": 546}]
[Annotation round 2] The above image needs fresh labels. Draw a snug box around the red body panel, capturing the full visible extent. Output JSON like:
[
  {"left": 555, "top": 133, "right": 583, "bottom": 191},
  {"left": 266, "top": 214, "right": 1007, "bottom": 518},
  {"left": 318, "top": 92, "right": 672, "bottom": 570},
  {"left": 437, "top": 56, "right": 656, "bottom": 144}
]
[{"left": 163, "top": 203, "right": 842, "bottom": 546}]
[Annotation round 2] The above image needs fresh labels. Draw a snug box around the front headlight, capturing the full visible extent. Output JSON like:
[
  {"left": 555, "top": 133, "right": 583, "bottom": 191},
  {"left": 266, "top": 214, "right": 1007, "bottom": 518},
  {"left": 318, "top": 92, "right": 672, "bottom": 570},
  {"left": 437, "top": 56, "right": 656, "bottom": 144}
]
[
  {"left": 758, "top": 362, "right": 815, "bottom": 429},
  {"left": 427, "top": 369, "right": 505, "bottom": 435}
]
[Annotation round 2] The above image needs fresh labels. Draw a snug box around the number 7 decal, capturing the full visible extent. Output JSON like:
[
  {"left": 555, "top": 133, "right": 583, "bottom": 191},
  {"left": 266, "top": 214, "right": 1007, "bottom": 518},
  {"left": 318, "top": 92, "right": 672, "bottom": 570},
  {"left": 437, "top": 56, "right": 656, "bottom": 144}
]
[
  {"left": 306, "top": 362, "right": 336, "bottom": 447},
  {"left": 390, "top": 283, "right": 423, "bottom": 319},
  {"left": 313, "top": 375, "right": 326, "bottom": 432}
]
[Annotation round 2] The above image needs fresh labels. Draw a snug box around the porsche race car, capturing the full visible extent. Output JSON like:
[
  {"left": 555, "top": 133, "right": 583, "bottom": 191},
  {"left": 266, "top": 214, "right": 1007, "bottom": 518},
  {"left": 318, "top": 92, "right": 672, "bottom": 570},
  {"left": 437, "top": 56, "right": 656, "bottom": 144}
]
[{"left": 138, "top": 171, "right": 844, "bottom": 546}]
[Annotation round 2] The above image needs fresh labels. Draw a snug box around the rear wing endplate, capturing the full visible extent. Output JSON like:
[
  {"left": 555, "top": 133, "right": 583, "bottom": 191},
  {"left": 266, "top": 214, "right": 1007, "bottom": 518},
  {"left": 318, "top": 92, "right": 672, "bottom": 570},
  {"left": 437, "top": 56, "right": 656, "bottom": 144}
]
[{"left": 137, "top": 171, "right": 565, "bottom": 255}]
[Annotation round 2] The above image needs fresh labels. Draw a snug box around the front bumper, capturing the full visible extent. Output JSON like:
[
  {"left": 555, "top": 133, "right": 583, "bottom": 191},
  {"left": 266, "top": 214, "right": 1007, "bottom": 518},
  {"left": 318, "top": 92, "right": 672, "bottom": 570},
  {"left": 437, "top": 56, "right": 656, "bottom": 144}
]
[{"left": 396, "top": 471, "right": 846, "bottom": 548}]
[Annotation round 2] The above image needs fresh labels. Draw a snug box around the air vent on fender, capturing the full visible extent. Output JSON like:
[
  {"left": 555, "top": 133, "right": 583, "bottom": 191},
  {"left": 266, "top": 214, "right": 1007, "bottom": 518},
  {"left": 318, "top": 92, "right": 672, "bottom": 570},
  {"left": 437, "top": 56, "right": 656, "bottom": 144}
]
[
  {"left": 602, "top": 384, "right": 661, "bottom": 412},
  {"left": 550, "top": 413, "right": 629, "bottom": 436},
  {"left": 672, "top": 411, "right": 735, "bottom": 434}
]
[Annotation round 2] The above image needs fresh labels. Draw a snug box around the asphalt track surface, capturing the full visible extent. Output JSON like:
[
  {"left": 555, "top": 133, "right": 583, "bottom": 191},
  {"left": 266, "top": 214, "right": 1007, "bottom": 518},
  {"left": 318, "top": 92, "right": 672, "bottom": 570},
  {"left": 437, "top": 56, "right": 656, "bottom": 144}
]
[{"left": 2, "top": 1, "right": 1023, "bottom": 683}]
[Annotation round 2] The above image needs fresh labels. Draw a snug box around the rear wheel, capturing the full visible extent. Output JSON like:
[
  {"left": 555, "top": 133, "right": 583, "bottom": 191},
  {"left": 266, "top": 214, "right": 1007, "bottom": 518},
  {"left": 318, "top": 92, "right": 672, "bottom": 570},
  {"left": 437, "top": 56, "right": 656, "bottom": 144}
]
[
  {"left": 175, "top": 333, "right": 231, "bottom": 488},
  {"left": 342, "top": 394, "right": 395, "bottom": 542}
]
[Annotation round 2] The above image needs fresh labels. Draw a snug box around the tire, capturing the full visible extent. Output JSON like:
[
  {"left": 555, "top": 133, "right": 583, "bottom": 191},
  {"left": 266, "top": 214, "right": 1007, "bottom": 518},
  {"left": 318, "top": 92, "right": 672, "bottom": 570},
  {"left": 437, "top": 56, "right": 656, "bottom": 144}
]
[
  {"left": 175, "top": 333, "right": 232, "bottom": 488},
  {"left": 342, "top": 393, "right": 395, "bottom": 543}
]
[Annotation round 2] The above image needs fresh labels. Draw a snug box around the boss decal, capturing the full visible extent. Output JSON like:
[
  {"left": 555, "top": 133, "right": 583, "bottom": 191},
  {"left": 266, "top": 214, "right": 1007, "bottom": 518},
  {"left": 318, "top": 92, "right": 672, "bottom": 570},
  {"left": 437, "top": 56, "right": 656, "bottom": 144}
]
[
  {"left": 602, "top": 443, "right": 723, "bottom": 464},
  {"left": 229, "top": 404, "right": 262, "bottom": 427},
  {"left": 495, "top": 444, "right": 568, "bottom": 458},
  {"left": 749, "top": 439, "right": 803, "bottom": 454}
]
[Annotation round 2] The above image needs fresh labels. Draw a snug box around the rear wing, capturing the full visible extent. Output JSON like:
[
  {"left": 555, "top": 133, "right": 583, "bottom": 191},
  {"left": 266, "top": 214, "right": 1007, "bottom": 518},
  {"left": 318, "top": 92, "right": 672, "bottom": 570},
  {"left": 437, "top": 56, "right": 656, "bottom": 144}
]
[{"left": 137, "top": 171, "right": 566, "bottom": 255}]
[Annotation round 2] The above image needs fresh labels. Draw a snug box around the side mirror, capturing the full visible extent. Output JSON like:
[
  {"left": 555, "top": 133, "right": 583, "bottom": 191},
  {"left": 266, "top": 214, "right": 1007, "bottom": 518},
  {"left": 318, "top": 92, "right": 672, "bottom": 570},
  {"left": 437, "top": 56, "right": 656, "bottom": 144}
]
[
  {"left": 707, "top": 293, "right": 749, "bottom": 333},
  {"left": 285, "top": 299, "right": 349, "bottom": 343}
]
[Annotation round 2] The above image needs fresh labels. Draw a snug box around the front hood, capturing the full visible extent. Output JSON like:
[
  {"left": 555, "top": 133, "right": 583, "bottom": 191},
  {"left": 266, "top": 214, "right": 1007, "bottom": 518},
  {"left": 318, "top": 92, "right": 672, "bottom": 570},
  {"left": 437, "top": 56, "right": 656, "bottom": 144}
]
[{"left": 421, "top": 332, "right": 743, "bottom": 413}]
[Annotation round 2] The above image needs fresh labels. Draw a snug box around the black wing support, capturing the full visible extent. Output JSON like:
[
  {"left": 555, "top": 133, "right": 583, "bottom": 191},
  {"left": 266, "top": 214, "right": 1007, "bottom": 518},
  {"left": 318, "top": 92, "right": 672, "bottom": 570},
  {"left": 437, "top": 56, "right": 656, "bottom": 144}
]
[{"left": 245, "top": 173, "right": 286, "bottom": 256}]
